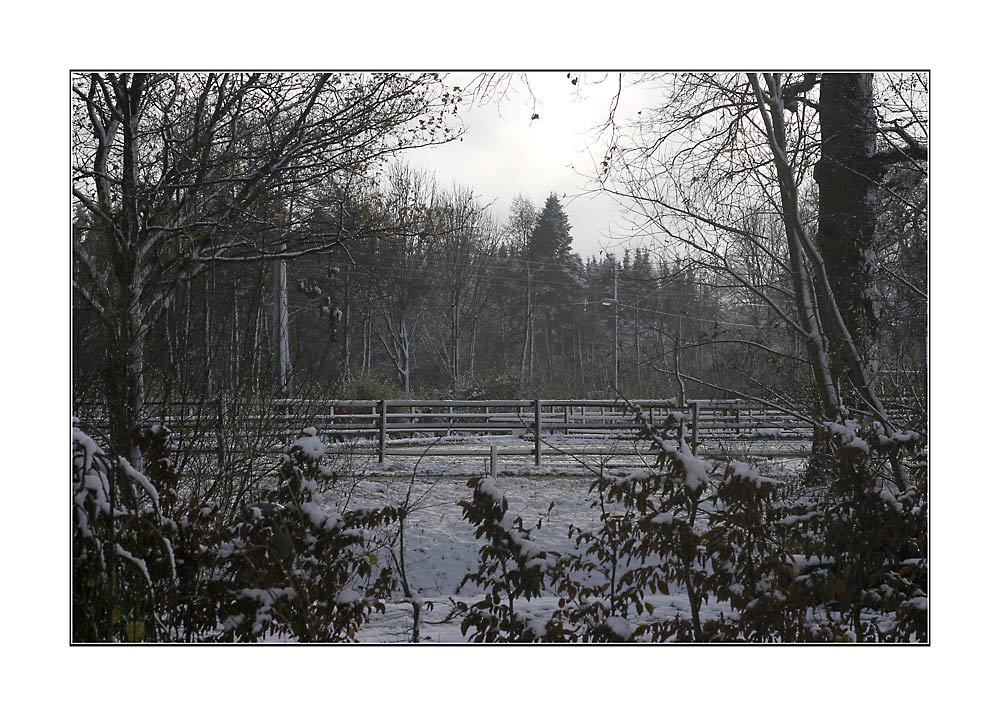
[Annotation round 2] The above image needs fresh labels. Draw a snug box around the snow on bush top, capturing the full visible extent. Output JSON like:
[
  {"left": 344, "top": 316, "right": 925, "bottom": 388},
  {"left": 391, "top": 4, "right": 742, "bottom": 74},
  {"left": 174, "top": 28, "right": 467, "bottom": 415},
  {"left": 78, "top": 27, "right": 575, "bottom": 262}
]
[
  {"left": 644, "top": 423, "right": 711, "bottom": 492},
  {"left": 289, "top": 427, "right": 326, "bottom": 461},
  {"left": 604, "top": 615, "right": 633, "bottom": 640},
  {"left": 671, "top": 441, "right": 710, "bottom": 492},
  {"left": 726, "top": 461, "right": 780, "bottom": 488},
  {"left": 477, "top": 477, "right": 504, "bottom": 504},
  {"left": 823, "top": 420, "right": 870, "bottom": 454}
]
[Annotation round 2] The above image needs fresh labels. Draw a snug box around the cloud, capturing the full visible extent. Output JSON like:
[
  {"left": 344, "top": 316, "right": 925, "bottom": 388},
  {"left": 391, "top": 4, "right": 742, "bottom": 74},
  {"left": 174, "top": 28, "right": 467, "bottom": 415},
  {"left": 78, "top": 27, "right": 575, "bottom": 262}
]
[{"left": 405, "top": 72, "right": 653, "bottom": 258}]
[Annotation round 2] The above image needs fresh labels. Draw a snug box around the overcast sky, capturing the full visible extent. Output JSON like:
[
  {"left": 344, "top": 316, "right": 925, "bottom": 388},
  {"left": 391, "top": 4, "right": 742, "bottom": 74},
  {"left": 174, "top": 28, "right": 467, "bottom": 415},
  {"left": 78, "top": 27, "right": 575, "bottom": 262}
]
[{"left": 406, "top": 72, "right": 657, "bottom": 260}]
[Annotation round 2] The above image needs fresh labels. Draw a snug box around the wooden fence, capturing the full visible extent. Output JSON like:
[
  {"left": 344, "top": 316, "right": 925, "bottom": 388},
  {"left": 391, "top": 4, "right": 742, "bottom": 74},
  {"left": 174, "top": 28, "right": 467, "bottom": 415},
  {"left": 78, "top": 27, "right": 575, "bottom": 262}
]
[{"left": 75, "top": 397, "right": 816, "bottom": 466}]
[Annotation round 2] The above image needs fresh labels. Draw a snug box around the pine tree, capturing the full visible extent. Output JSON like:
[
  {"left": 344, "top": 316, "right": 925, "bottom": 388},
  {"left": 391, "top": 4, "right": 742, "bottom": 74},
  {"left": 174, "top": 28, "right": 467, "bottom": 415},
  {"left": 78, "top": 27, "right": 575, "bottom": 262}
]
[
  {"left": 528, "top": 194, "right": 573, "bottom": 265},
  {"left": 526, "top": 195, "right": 579, "bottom": 389}
]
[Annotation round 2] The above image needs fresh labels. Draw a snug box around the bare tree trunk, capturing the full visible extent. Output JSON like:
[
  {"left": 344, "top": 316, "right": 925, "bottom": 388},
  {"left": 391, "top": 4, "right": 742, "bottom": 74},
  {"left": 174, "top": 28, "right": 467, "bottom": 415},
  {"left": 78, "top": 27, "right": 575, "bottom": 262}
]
[
  {"left": 635, "top": 289, "right": 642, "bottom": 395},
  {"left": 166, "top": 295, "right": 177, "bottom": 383},
  {"left": 253, "top": 298, "right": 263, "bottom": 393},
  {"left": 272, "top": 253, "right": 291, "bottom": 395},
  {"left": 401, "top": 317, "right": 411, "bottom": 397},
  {"left": 749, "top": 74, "right": 842, "bottom": 421},
  {"left": 520, "top": 280, "right": 532, "bottom": 384},
  {"left": 469, "top": 316, "right": 477, "bottom": 379},
  {"left": 451, "top": 299, "right": 460, "bottom": 384},
  {"left": 576, "top": 312, "right": 584, "bottom": 393},
  {"left": 816, "top": 73, "right": 880, "bottom": 377},
  {"left": 339, "top": 264, "right": 351, "bottom": 377},
  {"left": 230, "top": 283, "right": 240, "bottom": 391},
  {"left": 362, "top": 312, "right": 372, "bottom": 377},
  {"left": 528, "top": 312, "right": 535, "bottom": 384},
  {"left": 204, "top": 273, "right": 214, "bottom": 399},
  {"left": 182, "top": 284, "right": 192, "bottom": 383},
  {"left": 500, "top": 316, "right": 509, "bottom": 373},
  {"left": 103, "top": 75, "right": 148, "bottom": 468},
  {"left": 104, "top": 311, "right": 145, "bottom": 469},
  {"left": 544, "top": 320, "right": 553, "bottom": 384},
  {"left": 750, "top": 73, "right": 897, "bottom": 446}
]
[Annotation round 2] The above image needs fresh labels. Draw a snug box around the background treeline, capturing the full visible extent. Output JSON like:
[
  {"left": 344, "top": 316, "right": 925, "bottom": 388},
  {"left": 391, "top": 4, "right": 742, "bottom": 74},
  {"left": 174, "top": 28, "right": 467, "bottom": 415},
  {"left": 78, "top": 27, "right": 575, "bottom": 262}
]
[
  {"left": 72, "top": 72, "right": 927, "bottom": 460},
  {"left": 73, "top": 164, "right": 925, "bottom": 406}
]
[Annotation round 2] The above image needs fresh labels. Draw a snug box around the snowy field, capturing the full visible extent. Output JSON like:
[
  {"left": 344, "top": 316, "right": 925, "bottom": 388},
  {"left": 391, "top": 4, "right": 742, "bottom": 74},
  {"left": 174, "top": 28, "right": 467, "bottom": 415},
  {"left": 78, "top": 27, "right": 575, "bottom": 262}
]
[{"left": 308, "top": 437, "right": 813, "bottom": 643}]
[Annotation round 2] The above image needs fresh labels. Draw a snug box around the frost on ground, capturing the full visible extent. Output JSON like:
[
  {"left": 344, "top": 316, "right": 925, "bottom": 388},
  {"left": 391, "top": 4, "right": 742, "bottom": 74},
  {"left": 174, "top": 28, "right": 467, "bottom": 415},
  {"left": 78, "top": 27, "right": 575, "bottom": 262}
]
[{"left": 313, "top": 449, "right": 806, "bottom": 643}]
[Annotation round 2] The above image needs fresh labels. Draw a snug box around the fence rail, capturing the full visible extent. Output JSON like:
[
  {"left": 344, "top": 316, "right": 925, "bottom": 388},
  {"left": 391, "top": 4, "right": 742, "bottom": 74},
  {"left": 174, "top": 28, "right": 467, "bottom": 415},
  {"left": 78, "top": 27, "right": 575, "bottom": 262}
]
[{"left": 75, "top": 397, "right": 823, "bottom": 467}]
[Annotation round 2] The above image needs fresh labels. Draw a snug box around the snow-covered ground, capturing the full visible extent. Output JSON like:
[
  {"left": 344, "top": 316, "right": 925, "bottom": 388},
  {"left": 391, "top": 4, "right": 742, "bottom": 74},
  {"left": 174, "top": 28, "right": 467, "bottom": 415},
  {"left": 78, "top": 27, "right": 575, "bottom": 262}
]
[{"left": 312, "top": 440, "right": 806, "bottom": 643}]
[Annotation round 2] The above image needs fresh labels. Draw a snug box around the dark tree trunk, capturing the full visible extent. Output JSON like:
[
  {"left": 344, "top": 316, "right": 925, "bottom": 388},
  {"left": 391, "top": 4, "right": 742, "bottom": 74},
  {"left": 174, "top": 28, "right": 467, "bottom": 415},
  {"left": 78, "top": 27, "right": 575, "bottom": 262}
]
[{"left": 815, "top": 73, "right": 880, "bottom": 381}]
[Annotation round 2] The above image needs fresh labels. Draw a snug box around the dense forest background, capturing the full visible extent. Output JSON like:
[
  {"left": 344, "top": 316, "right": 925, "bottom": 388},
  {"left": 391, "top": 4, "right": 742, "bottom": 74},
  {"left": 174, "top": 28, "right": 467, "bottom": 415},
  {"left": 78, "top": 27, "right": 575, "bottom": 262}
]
[{"left": 72, "top": 75, "right": 927, "bottom": 420}]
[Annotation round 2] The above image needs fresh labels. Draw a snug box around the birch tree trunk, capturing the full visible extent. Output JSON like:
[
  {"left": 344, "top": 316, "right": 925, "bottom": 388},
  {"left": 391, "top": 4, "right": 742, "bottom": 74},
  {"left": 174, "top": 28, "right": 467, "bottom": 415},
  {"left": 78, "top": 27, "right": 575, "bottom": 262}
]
[
  {"left": 749, "top": 74, "right": 842, "bottom": 420},
  {"left": 272, "top": 253, "right": 291, "bottom": 395},
  {"left": 400, "top": 317, "right": 411, "bottom": 397},
  {"left": 362, "top": 312, "right": 372, "bottom": 377},
  {"left": 340, "top": 265, "right": 351, "bottom": 377},
  {"left": 520, "top": 278, "right": 532, "bottom": 384},
  {"left": 451, "top": 299, "right": 460, "bottom": 384},
  {"left": 469, "top": 317, "right": 477, "bottom": 379}
]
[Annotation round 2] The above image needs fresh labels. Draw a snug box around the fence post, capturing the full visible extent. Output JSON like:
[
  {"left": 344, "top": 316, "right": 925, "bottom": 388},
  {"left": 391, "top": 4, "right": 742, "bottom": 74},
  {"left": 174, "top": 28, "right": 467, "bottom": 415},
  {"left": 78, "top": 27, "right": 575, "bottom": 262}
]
[
  {"left": 691, "top": 401, "right": 700, "bottom": 456},
  {"left": 490, "top": 444, "right": 498, "bottom": 479},
  {"left": 378, "top": 400, "right": 387, "bottom": 464},
  {"left": 563, "top": 404, "right": 570, "bottom": 434},
  {"left": 534, "top": 398, "right": 542, "bottom": 466}
]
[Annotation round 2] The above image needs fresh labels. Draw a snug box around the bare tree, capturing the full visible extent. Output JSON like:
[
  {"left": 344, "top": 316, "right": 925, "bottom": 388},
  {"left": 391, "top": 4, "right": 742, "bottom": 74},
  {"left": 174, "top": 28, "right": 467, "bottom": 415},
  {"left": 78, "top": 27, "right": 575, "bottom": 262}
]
[
  {"left": 596, "top": 72, "right": 926, "bottom": 431},
  {"left": 421, "top": 187, "right": 500, "bottom": 386},
  {"left": 503, "top": 196, "right": 540, "bottom": 386},
  {"left": 369, "top": 165, "right": 442, "bottom": 396},
  {"left": 73, "top": 72, "right": 460, "bottom": 460}
]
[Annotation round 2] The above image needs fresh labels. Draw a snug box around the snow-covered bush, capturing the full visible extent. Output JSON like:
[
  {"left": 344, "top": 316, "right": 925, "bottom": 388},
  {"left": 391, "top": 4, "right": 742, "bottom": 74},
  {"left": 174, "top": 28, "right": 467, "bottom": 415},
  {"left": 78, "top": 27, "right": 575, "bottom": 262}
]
[
  {"left": 798, "top": 420, "right": 928, "bottom": 641},
  {"left": 215, "top": 428, "right": 398, "bottom": 642},
  {"left": 72, "top": 423, "right": 399, "bottom": 642},
  {"left": 73, "top": 422, "right": 118, "bottom": 641},
  {"left": 73, "top": 422, "right": 185, "bottom": 642},
  {"left": 545, "top": 478, "right": 654, "bottom": 643},
  {"left": 452, "top": 477, "right": 558, "bottom": 642},
  {"left": 453, "top": 408, "right": 927, "bottom": 643}
]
